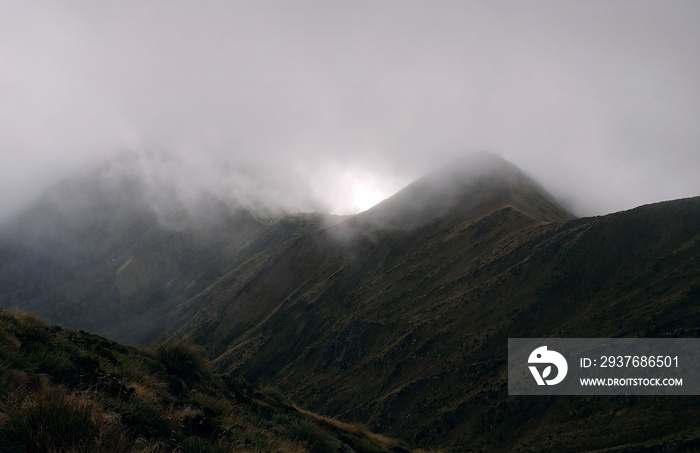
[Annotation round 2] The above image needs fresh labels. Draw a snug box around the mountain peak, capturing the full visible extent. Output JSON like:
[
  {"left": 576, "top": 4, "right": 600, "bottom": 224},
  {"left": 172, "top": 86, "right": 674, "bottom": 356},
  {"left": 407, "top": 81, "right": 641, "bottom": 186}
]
[
  {"left": 430, "top": 151, "right": 519, "bottom": 179},
  {"left": 357, "top": 152, "right": 573, "bottom": 228}
]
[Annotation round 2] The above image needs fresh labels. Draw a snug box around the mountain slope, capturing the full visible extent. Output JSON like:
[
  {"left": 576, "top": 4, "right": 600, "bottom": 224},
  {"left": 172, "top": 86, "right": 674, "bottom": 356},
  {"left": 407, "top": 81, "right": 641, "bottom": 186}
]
[
  {"left": 161, "top": 157, "right": 700, "bottom": 451},
  {"left": 0, "top": 309, "right": 412, "bottom": 452},
  {"left": 358, "top": 152, "right": 573, "bottom": 228},
  {"left": 0, "top": 156, "right": 334, "bottom": 345},
  {"left": 2, "top": 152, "right": 699, "bottom": 451},
  {"left": 162, "top": 153, "right": 574, "bottom": 354}
]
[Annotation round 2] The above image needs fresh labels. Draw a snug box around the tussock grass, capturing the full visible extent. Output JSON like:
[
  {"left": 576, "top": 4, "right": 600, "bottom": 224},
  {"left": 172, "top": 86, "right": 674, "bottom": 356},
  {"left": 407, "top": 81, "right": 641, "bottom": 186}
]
[
  {"left": 273, "top": 438, "right": 308, "bottom": 453},
  {"left": 193, "top": 392, "right": 234, "bottom": 416},
  {"left": 297, "top": 408, "right": 407, "bottom": 452},
  {"left": 5, "top": 310, "right": 47, "bottom": 327},
  {"left": 0, "top": 385, "right": 127, "bottom": 453},
  {"left": 261, "top": 385, "right": 289, "bottom": 404},
  {"left": 129, "top": 381, "right": 161, "bottom": 406},
  {"left": 0, "top": 310, "right": 414, "bottom": 452},
  {"left": 153, "top": 341, "right": 211, "bottom": 385}
]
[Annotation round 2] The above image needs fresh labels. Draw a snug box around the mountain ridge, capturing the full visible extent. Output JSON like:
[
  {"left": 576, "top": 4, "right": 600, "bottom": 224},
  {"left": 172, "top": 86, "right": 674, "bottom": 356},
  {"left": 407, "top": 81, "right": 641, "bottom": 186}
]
[
  {"left": 0, "top": 164, "right": 336, "bottom": 344},
  {"left": 165, "top": 194, "right": 700, "bottom": 451},
  {"left": 160, "top": 153, "right": 576, "bottom": 363},
  {"left": 356, "top": 152, "right": 574, "bottom": 229},
  {"left": 0, "top": 152, "right": 698, "bottom": 451}
]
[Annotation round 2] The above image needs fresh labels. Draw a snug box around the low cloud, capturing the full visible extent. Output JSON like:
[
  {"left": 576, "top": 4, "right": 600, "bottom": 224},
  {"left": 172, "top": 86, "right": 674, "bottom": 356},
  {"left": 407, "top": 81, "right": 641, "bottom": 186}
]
[{"left": 1, "top": 1, "right": 699, "bottom": 220}]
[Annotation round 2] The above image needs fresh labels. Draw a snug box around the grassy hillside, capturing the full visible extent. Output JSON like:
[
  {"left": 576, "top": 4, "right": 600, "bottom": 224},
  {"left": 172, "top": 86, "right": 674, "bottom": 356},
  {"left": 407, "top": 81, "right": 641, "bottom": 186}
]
[
  {"left": 0, "top": 167, "right": 334, "bottom": 345},
  {"left": 0, "top": 309, "right": 414, "bottom": 452},
  {"left": 166, "top": 193, "right": 700, "bottom": 451},
  {"left": 2, "top": 153, "right": 699, "bottom": 451}
]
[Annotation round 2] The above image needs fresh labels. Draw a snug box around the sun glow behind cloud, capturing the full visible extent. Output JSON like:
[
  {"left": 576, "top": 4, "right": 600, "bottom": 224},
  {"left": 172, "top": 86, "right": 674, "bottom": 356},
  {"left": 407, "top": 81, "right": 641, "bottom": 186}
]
[
  {"left": 1, "top": 2, "right": 699, "bottom": 219},
  {"left": 352, "top": 182, "right": 387, "bottom": 212},
  {"left": 315, "top": 164, "right": 402, "bottom": 215}
]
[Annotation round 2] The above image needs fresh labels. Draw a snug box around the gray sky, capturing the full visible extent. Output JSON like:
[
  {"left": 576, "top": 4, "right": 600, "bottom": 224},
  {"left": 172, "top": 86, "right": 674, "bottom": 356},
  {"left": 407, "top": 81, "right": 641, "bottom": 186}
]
[{"left": 1, "top": 1, "right": 699, "bottom": 218}]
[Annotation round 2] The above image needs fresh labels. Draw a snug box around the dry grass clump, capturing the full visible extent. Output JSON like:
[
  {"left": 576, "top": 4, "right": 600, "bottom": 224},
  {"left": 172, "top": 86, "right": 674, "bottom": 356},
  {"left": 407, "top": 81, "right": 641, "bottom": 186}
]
[
  {"left": 272, "top": 438, "right": 308, "bottom": 453},
  {"left": 0, "top": 311, "right": 414, "bottom": 452},
  {"left": 0, "top": 385, "right": 128, "bottom": 452},
  {"left": 166, "top": 405, "right": 203, "bottom": 429},
  {"left": 129, "top": 381, "right": 161, "bottom": 406},
  {"left": 6, "top": 310, "right": 47, "bottom": 327},
  {"left": 153, "top": 341, "right": 211, "bottom": 385},
  {"left": 298, "top": 408, "right": 404, "bottom": 451}
]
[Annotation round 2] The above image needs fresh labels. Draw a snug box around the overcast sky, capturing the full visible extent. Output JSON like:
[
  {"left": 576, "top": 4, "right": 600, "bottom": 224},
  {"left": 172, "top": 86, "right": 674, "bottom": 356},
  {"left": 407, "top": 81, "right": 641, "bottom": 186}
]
[{"left": 1, "top": 0, "right": 699, "bottom": 218}]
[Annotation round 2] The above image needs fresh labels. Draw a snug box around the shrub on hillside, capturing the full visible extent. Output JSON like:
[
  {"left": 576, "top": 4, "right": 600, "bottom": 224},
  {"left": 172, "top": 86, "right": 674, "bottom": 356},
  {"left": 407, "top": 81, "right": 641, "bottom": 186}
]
[
  {"left": 153, "top": 341, "right": 211, "bottom": 386},
  {"left": 0, "top": 385, "right": 126, "bottom": 453}
]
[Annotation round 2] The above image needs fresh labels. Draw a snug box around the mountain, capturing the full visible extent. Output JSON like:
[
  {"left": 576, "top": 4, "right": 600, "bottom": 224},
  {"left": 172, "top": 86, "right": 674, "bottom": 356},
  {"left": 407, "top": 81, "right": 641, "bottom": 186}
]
[
  {"left": 1, "top": 151, "right": 699, "bottom": 451},
  {"left": 0, "top": 309, "right": 412, "bottom": 452},
  {"left": 0, "top": 153, "right": 338, "bottom": 344},
  {"left": 161, "top": 155, "right": 700, "bottom": 451},
  {"left": 358, "top": 152, "right": 573, "bottom": 228},
  {"left": 162, "top": 152, "right": 575, "bottom": 353}
]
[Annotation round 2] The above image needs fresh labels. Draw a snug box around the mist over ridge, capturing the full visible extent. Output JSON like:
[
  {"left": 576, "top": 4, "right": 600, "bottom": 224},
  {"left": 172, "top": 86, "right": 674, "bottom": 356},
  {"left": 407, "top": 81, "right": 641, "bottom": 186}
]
[
  {"left": 359, "top": 152, "right": 575, "bottom": 226},
  {"left": 0, "top": 148, "right": 573, "bottom": 345},
  {"left": 2, "top": 2, "right": 700, "bottom": 220},
  {"left": 4, "top": 149, "right": 578, "bottom": 234},
  {"left": 1, "top": 3, "right": 700, "bottom": 451},
  {"left": 0, "top": 135, "right": 698, "bottom": 451}
]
